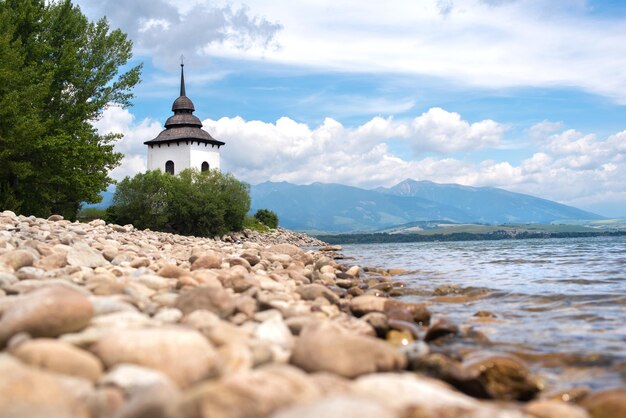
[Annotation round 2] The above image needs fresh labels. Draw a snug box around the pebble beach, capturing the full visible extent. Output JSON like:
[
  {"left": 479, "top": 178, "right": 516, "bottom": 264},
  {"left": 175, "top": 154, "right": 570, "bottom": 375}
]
[{"left": 0, "top": 210, "right": 624, "bottom": 418}]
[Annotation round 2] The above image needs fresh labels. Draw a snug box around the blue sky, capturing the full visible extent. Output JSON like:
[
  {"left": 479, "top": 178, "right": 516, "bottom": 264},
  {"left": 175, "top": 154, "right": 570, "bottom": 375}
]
[{"left": 78, "top": 0, "right": 626, "bottom": 217}]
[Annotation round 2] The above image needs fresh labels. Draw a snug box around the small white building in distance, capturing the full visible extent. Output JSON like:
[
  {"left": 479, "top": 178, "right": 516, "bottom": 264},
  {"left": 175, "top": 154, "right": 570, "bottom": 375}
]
[{"left": 144, "top": 63, "right": 225, "bottom": 175}]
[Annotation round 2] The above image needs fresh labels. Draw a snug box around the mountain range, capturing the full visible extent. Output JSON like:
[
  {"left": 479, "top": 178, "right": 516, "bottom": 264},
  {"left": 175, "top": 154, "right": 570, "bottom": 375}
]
[{"left": 250, "top": 179, "right": 603, "bottom": 233}]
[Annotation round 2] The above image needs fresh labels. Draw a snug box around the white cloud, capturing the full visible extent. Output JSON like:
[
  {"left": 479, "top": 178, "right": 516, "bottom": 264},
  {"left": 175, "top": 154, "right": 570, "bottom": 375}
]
[
  {"left": 92, "top": 103, "right": 626, "bottom": 216},
  {"left": 75, "top": 0, "right": 626, "bottom": 102},
  {"left": 204, "top": 108, "right": 503, "bottom": 175},
  {"left": 78, "top": 0, "right": 281, "bottom": 68},
  {"left": 203, "top": 113, "right": 626, "bottom": 216},
  {"left": 93, "top": 106, "right": 162, "bottom": 180},
  {"left": 527, "top": 120, "right": 564, "bottom": 140},
  {"left": 408, "top": 107, "right": 504, "bottom": 153}
]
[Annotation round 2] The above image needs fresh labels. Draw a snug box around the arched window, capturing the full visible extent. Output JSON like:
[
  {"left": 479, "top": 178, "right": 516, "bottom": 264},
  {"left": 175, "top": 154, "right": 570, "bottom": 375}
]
[
  {"left": 201, "top": 161, "right": 209, "bottom": 172},
  {"left": 165, "top": 160, "right": 174, "bottom": 174}
]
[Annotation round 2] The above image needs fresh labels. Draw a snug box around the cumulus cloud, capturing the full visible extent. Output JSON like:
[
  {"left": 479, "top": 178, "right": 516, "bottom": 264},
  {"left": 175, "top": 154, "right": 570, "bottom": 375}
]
[
  {"left": 203, "top": 108, "right": 504, "bottom": 176},
  {"left": 409, "top": 108, "right": 504, "bottom": 153},
  {"left": 203, "top": 113, "right": 625, "bottom": 215},
  {"left": 92, "top": 106, "right": 162, "bottom": 180}
]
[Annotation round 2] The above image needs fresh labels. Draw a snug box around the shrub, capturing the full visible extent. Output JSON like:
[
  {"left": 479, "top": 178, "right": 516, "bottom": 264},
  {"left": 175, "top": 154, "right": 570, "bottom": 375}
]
[
  {"left": 254, "top": 209, "right": 279, "bottom": 229},
  {"left": 108, "top": 169, "right": 250, "bottom": 236}
]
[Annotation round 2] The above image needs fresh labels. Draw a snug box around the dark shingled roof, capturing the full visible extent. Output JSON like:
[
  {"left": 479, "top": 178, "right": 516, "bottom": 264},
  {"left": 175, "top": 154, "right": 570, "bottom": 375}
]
[{"left": 144, "top": 64, "right": 225, "bottom": 147}]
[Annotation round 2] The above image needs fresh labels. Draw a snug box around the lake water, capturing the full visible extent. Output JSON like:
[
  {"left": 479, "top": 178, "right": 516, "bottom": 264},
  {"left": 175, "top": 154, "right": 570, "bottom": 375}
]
[{"left": 340, "top": 236, "right": 626, "bottom": 391}]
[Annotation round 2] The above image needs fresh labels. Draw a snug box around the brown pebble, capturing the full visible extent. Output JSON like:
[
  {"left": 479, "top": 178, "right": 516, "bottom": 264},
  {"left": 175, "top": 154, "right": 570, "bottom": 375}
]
[{"left": 157, "top": 264, "right": 187, "bottom": 278}]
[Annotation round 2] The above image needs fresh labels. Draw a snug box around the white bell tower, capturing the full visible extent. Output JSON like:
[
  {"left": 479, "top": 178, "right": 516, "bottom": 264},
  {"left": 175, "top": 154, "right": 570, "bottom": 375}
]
[{"left": 144, "top": 62, "right": 225, "bottom": 175}]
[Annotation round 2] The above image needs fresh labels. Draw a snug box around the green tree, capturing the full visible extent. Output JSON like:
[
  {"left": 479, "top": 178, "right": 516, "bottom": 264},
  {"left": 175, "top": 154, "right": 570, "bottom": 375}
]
[
  {"left": 254, "top": 208, "right": 279, "bottom": 229},
  {"left": 109, "top": 169, "right": 251, "bottom": 237},
  {"left": 109, "top": 170, "right": 172, "bottom": 231},
  {"left": 0, "top": 0, "right": 141, "bottom": 219}
]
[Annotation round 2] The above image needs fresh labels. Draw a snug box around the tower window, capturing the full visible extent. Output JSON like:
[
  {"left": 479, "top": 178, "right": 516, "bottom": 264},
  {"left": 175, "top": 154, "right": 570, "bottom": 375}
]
[
  {"left": 165, "top": 160, "right": 174, "bottom": 174},
  {"left": 201, "top": 161, "right": 209, "bottom": 172}
]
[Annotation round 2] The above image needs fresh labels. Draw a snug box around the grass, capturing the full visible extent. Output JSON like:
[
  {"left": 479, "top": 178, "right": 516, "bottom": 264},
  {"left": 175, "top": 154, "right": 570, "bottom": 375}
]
[
  {"left": 243, "top": 215, "right": 272, "bottom": 232},
  {"left": 77, "top": 207, "right": 107, "bottom": 222}
]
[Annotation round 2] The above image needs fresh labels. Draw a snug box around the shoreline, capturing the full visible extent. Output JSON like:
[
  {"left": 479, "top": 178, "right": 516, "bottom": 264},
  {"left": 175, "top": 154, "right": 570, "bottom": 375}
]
[
  {"left": 316, "top": 230, "right": 626, "bottom": 245},
  {"left": 0, "top": 210, "right": 623, "bottom": 418}
]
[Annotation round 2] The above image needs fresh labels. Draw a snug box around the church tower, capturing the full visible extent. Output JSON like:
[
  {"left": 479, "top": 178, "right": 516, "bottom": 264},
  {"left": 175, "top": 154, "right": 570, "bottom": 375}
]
[{"left": 144, "top": 62, "right": 225, "bottom": 175}]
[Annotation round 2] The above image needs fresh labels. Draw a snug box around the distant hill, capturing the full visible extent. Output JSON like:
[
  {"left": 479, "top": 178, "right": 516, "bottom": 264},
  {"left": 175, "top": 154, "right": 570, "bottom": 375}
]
[
  {"left": 251, "top": 180, "right": 603, "bottom": 233},
  {"left": 82, "top": 189, "right": 114, "bottom": 209},
  {"left": 377, "top": 179, "right": 601, "bottom": 225}
]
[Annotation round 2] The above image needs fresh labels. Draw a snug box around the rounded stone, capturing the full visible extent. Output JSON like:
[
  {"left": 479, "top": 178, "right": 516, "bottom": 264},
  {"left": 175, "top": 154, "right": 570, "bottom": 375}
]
[
  {"left": 191, "top": 251, "right": 223, "bottom": 270},
  {"left": 175, "top": 286, "right": 235, "bottom": 318},
  {"left": 0, "top": 354, "right": 90, "bottom": 418},
  {"left": 157, "top": 264, "right": 187, "bottom": 278},
  {"left": 10, "top": 338, "right": 103, "bottom": 382},
  {"left": 0, "top": 249, "right": 35, "bottom": 271},
  {"left": 525, "top": 400, "right": 590, "bottom": 418},
  {"left": 424, "top": 318, "right": 459, "bottom": 342},
  {"left": 296, "top": 284, "right": 340, "bottom": 304},
  {"left": 0, "top": 285, "right": 94, "bottom": 346},
  {"left": 386, "top": 329, "right": 414, "bottom": 347},
  {"left": 350, "top": 295, "right": 387, "bottom": 316},
  {"left": 91, "top": 327, "right": 218, "bottom": 388},
  {"left": 99, "top": 363, "right": 177, "bottom": 396},
  {"left": 66, "top": 243, "right": 107, "bottom": 268},
  {"left": 290, "top": 321, "right": 406, "bottom": 378},
  {"left": 270, "top": 395, "right": 395, "bottom": 418},
  {"left": 580, "top": 389, "right": 626, "bottom": 418}
]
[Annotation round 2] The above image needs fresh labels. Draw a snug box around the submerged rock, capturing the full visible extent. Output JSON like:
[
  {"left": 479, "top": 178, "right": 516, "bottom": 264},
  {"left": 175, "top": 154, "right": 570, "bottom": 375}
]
[
  {"left": 459, "top": 354, "right": 543, "bottom": 401},
  {"left": 424, "top": 317, "right": 459, "bottom": 342}
]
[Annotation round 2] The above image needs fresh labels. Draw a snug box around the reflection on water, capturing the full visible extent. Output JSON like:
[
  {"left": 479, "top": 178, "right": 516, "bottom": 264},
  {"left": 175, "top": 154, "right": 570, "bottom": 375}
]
[{"left": 341, "top": 236, "right": 626, "bottom": 390}]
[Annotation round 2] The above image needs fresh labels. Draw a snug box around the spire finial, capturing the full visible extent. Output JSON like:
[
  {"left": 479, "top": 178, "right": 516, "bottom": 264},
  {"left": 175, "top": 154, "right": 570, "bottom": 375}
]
[{"left": 180, "top": 54, "right": 186, "bottom": 97}]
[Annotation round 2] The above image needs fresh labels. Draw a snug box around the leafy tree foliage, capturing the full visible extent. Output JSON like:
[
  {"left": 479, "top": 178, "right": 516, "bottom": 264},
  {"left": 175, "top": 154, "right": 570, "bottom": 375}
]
[
  {"left": 0, "top": 0, "right": 141, "bottom": 219},
  {"left": 254, "top": 208, "right": 279, "bottom": 229},
  {"left": 109, "top": 169, "right": 251, "bottom": 237}
]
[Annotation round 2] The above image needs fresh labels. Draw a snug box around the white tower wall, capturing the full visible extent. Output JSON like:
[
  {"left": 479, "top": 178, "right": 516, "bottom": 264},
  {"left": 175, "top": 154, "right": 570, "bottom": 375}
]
[
  {"left": 147, "top": 143, "right": 190, "bottom": 175},
  {"left": 189, "top": 142, "right": 221, "bottom": 171},
  {"left": 147, "top": 142, "right": 221, "bottom": 174}
]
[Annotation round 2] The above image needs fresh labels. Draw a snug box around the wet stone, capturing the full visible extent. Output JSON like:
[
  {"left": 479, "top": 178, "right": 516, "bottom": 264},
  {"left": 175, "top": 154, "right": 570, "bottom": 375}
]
[
  {"left": 296, "top": 284, "right": 340, "bottom": 304},
  {"left": 525, "top": 400, "right": 590, "bottom": 418},
  {"left": 579, "top": 388, "right": 626, "bottom": 418},
  {"left": 424, "top": 318, "right": 459, "bottom": 342},
  {"left": 474, "top": 310, "right": 497, "bottom": 318},
  {"left": 460, "top": 354, "right": 543, "bottom": 401},
  {"left": 386, "top": 329, "right": 414, "bottom": 347},
  {"left": 290, "top": 321, "right": 406, "bottom": 378}
]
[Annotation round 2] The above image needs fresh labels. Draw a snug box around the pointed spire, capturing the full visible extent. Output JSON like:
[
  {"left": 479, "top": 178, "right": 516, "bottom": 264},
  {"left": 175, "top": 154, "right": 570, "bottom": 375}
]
[{"left": 180, "top": 54, "right": 186, "bottom": 97}]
